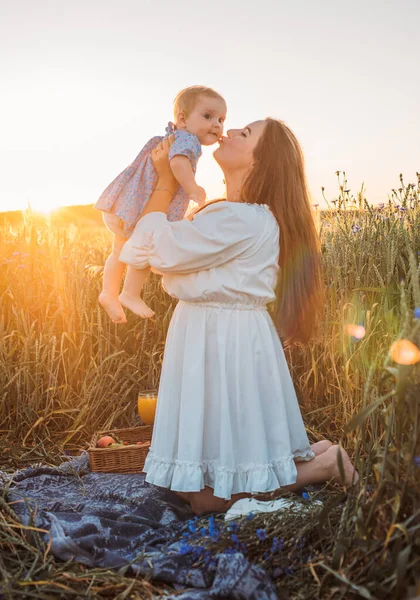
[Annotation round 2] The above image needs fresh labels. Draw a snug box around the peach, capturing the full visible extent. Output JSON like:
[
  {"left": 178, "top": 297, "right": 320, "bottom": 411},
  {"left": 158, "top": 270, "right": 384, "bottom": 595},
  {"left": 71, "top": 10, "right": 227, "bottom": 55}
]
[{"left": 97, "top": 436, "right": 116, "bottom": 448}]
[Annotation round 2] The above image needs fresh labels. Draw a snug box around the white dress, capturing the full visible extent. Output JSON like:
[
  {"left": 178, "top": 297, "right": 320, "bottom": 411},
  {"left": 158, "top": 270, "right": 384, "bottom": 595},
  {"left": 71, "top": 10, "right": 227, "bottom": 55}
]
[{"left": 119, "top": 201, "right": 315, "bottom": 500}]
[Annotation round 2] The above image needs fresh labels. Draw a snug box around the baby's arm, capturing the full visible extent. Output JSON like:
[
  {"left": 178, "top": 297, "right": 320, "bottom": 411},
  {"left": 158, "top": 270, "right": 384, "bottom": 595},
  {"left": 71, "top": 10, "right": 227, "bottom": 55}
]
[{"left": 170, "top": 156, "right": 206, "bottom": 205}]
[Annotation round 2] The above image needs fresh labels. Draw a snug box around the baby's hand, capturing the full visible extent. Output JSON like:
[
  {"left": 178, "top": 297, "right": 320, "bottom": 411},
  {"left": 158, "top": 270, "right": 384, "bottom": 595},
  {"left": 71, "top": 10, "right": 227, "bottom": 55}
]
[{"left": 189, "top": 186, "right": 207, "bottom": 207}]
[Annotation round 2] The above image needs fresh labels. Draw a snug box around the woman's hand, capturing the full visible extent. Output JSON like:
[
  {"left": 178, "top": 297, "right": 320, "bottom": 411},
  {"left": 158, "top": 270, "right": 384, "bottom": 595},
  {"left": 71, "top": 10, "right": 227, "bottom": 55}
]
[{"left": 151, "top": 134, "right": 178, "bottom": 195}]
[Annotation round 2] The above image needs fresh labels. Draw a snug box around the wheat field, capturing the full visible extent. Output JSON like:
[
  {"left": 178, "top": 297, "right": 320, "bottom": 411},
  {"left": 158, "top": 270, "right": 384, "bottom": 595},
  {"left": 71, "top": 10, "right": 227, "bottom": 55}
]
[{"left": 1, "top": 172, "right": 419, "bottom": 598}]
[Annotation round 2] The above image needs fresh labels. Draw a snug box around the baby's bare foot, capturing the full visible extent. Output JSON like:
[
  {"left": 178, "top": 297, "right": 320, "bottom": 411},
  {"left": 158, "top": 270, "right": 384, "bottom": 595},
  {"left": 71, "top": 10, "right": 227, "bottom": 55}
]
[
  {"left": 119, "top": 291, "right": 155, "bottom": 318},
  {"left": 328, "top": 445, "right": 359, "bottom": 487},
  {"left": 99, "top": 292, "right": 127, "bottom": 323}
]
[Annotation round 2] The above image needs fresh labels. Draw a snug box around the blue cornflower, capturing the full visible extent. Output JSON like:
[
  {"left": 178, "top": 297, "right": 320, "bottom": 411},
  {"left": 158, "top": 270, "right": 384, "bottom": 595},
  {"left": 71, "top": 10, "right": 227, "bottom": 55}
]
[
  {"left": 270, "top": 537, "right": 284, "bottom": 553},
  {"left": 179, "top": 541, "right": 194, "bottom": 555},
  {"left": 256, "top": 529, "right": 267, "bottom": 541},
  {"left": 182, "top": 531, "right": 191, "bottom": 539},
  {"left": 199, "top": 527, "right": 207, "bottom": 537},
  {"left": 414, "top": 307, "right": 420, "bottom": 320},
  {"left": 230, "top": 534, "right": 239, "bottom": 544},
  {"left": 188, "top": 520, "right": 197, "bottom": 533},
  {"left": 228, "top": 521, "right": 239, "bottom": 532},
  {"left": 302, "top": 491, "right": 310, "bottom": 500},
  {"left": 245, "top": 512, "right": 254, "bottom": 521}
]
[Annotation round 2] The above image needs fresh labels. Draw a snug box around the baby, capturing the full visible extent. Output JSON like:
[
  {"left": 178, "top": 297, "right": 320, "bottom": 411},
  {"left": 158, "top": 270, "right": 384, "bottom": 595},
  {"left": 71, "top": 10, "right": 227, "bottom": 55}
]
[{"left": 95, "top": 85, "right": 227, "bottom": 323}]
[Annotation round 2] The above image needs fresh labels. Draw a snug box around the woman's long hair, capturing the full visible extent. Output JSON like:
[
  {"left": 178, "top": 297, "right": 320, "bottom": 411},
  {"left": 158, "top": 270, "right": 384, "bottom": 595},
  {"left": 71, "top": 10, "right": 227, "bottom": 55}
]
[{"left": 242, "top": 118, "right": 325, "bottom": 347}]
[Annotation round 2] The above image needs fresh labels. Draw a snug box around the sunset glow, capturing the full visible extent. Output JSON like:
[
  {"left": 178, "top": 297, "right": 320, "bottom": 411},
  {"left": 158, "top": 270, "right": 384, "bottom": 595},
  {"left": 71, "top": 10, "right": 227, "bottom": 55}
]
[{"left": 1, "top": 1, "right": 419, "bottom": 213}]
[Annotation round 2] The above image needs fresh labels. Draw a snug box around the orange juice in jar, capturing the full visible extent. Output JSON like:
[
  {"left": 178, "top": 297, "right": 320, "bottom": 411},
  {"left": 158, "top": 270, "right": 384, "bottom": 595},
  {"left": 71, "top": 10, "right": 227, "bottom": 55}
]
[{"left": 137, "top": 390, "right": 158, "bottom": 425}]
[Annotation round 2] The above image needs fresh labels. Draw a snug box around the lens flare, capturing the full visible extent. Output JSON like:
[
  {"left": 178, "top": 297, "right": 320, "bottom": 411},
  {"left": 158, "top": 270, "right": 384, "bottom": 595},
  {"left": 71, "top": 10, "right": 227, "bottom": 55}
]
[
  {"left": 389, "top": 339, "right": 420, "bottom": 365},
  {"left": 345, "top": 324, "right": 366, "bottom": 340}
]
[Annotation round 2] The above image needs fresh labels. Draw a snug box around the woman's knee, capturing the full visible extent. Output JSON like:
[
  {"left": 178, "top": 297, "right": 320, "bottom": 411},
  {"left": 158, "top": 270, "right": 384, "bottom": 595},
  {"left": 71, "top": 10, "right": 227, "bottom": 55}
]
[{"left": 189, "top": 487, "right": 230, "bottom": 516}]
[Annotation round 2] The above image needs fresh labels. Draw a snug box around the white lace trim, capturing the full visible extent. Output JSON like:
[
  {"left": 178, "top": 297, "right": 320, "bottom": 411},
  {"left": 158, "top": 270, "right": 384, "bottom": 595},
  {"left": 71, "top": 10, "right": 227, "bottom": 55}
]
[
  {"left": 143, "top": 449, "right": 315, "bottom": 499},
  {"left": 144, "top": 451, "right": 314, "bottom": 472}
]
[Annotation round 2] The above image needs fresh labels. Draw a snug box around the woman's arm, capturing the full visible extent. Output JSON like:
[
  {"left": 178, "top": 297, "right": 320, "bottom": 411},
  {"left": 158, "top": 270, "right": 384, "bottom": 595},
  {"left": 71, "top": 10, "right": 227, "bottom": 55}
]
[{"left": 141, "top": 135, "right": 178, "bottom": 218}]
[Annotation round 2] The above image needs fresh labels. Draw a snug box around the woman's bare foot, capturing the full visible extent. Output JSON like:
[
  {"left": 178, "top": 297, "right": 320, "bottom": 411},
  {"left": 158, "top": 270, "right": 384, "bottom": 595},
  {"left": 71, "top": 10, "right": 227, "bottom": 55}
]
[
  {"left": 326, "top": 445, "right": 359, "bottom": 487},
  {"left": 119, "top": 291, "right": 155, "bottom": 318},
  {"left": 311, "top": 440, "right": 333, "bottom": 456},
  {"left": 99, "top": 292, "right": 127, "bottom": 323}
]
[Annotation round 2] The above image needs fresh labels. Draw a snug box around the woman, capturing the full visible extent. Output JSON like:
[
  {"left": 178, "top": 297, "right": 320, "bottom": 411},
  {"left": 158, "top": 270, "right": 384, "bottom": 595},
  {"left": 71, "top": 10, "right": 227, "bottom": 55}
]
[{"left": 119, "top": 118, "right": 358, "bottom": 516}]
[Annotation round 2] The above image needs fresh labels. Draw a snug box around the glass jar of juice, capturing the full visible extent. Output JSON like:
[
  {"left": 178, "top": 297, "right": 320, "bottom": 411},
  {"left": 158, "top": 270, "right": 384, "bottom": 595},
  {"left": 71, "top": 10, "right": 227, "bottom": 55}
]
[{"left": 137, "top": 390, "right": 158, "bottom": 425}]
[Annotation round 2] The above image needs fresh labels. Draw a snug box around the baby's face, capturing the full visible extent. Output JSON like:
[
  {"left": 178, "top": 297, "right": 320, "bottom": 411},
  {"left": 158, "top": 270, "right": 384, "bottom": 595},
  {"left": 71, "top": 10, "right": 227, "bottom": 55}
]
[{"left": 179, "top": 96, "right": 227, "bottom": 146}]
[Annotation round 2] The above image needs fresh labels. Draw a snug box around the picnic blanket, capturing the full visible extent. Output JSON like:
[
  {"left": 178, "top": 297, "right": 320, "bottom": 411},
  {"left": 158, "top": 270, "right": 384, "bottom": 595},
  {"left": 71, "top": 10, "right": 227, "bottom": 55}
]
[{"left": 1, "top": 453, "right": 278, "bottom": 600}]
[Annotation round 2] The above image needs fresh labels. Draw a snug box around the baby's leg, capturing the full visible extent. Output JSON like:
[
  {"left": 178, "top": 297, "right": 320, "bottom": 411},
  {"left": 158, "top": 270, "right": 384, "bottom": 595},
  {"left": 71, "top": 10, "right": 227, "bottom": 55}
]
[
  {"left": 119, "top": 267, "right": 155, "bottom": 318},
  {"left": 99, "top": 233, "right": 127, "bottom": 323}
]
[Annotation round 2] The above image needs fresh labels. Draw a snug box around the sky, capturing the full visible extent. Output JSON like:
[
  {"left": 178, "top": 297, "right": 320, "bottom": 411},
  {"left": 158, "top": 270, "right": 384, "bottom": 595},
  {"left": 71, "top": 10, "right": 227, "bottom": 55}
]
[{"left": 0, "top": 0, "right": 419, "bottom": 213}]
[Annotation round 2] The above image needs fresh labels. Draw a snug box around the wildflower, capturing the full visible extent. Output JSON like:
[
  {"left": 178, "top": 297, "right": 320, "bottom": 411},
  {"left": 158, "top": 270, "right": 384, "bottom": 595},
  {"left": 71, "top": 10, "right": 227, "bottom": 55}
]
[
  {"left": 188, "top": 521, "right": 197, "bottom": 533},
  {"left": 270, "top": 537, "right": 284, "bottom": 552},
  {"left": 230, "top": 533, "right": 239, "bottom": 544},
  {"left": 377, "top": 203, "right": 385, "bottom": 209},
  {"left": 345, "top": 324, "right": 366, "bottom": 340},
  {"left": 179, "top": 541, "right": 194, "bottom": 555},
  {"left": 245, "top": 512, "right": 254, "bottom": 521},
  {"left": 227, "top": 521, "right": 239, "bottom": 532},
  {"left": 389, "top": 339, "right": 420, "bottom": 365},
  {"left": 256, "top": 529, "right": 266, "bottom": 541},
  {"left": 301, "top": 491, "right": 310, "bottom": 500},
  {"left": 413, "top": 456, "right": 420, "bottom": 467},
  {"left": 400, "top": 206, "right": 408, "bottom": 211},
  {"left": 351, "top": 224, "right": 361, "bottom": 233},
  {"left": 199, "top": 527, "right": 207, "bottom": 537},
  {"left": 414, "top": 307, "right": 420, "bottom": 320}
]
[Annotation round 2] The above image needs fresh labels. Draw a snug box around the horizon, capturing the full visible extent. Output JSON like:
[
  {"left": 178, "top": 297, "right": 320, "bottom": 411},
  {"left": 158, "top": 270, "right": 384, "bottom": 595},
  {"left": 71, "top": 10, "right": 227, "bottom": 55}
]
[{"left": 1, "top": 0, "right": 419, "bottom": 213}]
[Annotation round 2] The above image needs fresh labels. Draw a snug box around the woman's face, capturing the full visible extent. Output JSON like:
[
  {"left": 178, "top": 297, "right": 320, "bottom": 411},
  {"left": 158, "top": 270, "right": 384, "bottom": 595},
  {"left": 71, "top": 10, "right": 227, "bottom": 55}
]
[{"left": 213, "top": 120, "right": 266, "bottom": 171}]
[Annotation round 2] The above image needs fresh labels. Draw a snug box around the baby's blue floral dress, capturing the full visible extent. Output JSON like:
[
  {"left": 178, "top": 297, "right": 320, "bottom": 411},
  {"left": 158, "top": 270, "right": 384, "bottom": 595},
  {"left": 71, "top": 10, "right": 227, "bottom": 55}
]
[{"left": 95, "top": 123, "right": 202, "bottom": 237}]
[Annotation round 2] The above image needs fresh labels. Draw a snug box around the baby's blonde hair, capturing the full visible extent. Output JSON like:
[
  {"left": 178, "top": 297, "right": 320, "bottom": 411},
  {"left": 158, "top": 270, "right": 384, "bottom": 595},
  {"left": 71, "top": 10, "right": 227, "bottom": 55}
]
[{"left": 173, "top": 86, "right": 226, "bottom": 119}]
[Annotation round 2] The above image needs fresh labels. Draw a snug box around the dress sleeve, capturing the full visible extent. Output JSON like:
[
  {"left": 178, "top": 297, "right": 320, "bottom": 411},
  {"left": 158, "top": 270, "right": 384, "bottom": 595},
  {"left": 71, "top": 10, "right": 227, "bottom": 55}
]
[
  {"left": 119, "top": 203, "right": 267, "bottom": 274},
  {"left": 168, "top": 132, "right": 202, "bottom": 167}
]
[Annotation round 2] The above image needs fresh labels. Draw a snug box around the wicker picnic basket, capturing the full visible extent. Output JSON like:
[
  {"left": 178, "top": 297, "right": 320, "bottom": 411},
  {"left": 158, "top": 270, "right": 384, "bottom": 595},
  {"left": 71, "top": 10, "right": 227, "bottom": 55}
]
[{"left": 88, "top": 425, "right": 153, "bottom": 474}]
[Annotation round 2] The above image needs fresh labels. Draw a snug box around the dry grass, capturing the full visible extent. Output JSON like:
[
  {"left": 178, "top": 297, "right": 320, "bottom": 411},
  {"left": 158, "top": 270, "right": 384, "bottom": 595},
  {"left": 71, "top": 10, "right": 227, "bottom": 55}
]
[{"left": 1, "top": 172, "right": 420, "bottom": 598}]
